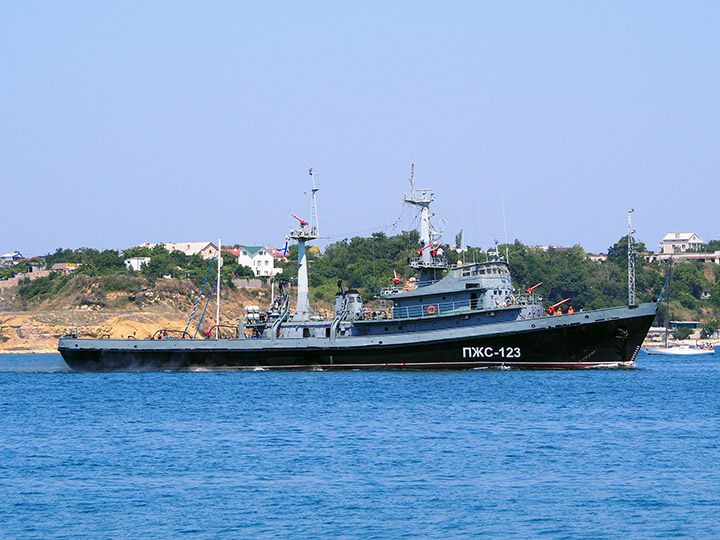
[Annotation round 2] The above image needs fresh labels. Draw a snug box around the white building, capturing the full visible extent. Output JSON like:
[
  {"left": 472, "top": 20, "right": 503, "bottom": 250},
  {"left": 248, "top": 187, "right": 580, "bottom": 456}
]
[
  {"left": 139, "top": 242, "right": 218, "bottom": 259},
  {"left": 0, "top": 251, "right": 23, "bottom": 267},
  {"left": 661, "top": 233, "right": 703, "bottom": 254},
  {"left": 124, "top": 257, "right": 151, "bottom": 271},
  {"left": 235, "top": 246, "right": 283, "bottom": 277}
]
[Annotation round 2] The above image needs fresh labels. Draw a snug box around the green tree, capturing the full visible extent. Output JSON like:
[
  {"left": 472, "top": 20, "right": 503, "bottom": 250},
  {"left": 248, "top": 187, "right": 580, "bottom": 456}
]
[
  {"left": 17, "top": 273, "right": 72, "bottom": 303},
  {"left": 607, "top": 235, "right": 648, "bottom": 265},
  {"left": 43, "top": 248, "right": 76, "bottom": 268},
  {"left": 701, "top": 318, "right": 719, "bottom": 338},
  {"left": 705, "top": 239, "right": 720, "bottom": 252},
  {"left": 670, "top": 262, "right": 705, "bottom": 299},
  {"left": 673, "top": 327, "right": 693, "bottom": 340}
]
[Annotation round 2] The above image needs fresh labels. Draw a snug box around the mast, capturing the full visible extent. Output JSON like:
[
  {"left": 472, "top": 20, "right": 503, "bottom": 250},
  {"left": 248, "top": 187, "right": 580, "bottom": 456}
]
[
  {"left": 216, "top": 237, "right": 222, "bottom": 339},
  {"left": 309, "top": 168, "right": 319, "bottom": 237},
  {"left": 287, "top": 169, "right": 320, "bottom": 322},
  {"left": 404, "top": 164, "right": 432, "bottom": 263},
  {"left": 627, "top": 209, "right": 636, "bottom": 307},
  {"left": 665, "top": 258, "right": 673, "bottom": 348},
  {"left": 404, "top": 164, "right": 448, "bottom": 280}
]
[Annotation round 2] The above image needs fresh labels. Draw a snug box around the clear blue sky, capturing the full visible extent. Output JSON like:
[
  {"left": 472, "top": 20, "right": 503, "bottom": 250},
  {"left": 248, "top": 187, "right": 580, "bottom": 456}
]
[{"left": 2, "top": 1, "right": 718, "bottom": 257}]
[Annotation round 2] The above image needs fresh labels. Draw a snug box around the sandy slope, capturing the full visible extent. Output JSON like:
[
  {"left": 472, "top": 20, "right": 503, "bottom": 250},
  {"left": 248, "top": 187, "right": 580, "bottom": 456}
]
[{"left": 0, "top": 284, "right": 276, "bottom": 353}]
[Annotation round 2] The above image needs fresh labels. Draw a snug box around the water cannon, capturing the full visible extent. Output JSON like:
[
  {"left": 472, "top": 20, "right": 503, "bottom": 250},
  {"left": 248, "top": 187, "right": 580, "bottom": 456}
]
[
  {"left": 291, "top": 214, "right": 308, "bottom": 227},
  {"left": 547, "top": 298, "right": 570, "bottom": 314},
  {"left": 392, "top": 270, "right": 402, "bottom": 285},
  {"left": 527, "top": 282, "right": 543, "bottom": 294},
  {"left": 417, "top": 243, "right": 440, "bottom": 256}
]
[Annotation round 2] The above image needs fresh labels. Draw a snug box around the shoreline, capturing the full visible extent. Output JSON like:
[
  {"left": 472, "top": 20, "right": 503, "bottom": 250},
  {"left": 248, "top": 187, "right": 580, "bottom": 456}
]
[{"left": 0, "top": 349, "right": 60, "bottom": 354}]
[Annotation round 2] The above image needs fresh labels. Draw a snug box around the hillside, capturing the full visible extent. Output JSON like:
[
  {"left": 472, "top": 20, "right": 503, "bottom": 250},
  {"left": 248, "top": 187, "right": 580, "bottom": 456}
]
[
  {"left": 2, "top": 233, "right": 720, "bottom": 353},
  {"left": 0, "top": 276, "right": 281, "bottom": 353}
]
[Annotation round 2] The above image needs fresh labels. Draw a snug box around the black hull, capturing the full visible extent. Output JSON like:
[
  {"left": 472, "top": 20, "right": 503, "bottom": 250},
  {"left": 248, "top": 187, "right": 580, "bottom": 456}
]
[{"left": 59, "top": 307, "right": 656, "bottom": 372}]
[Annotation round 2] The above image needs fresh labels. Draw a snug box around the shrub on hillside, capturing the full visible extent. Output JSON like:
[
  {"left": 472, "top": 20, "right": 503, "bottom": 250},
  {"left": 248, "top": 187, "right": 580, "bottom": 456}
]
[
  {"left": 155, "top": 279, "right": 197, "bottom": 296},
  {"left": 98, "top": 274, "right": 145, "bottom": 293},
  {"left": 75, "top": 291, "right": 106, "bottom": 307},
  {"left": 17, "top": 273, "right": 72, "bottom": 303}
]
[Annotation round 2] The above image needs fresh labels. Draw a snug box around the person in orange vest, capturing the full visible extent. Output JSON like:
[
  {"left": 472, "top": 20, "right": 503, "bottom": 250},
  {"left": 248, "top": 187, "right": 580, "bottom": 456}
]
[
  {"left": 555, "top": 308, "right": 562, "bottom": 315},
  {"left": 568, "top": 306, "right": 575, "bottom": 314}
]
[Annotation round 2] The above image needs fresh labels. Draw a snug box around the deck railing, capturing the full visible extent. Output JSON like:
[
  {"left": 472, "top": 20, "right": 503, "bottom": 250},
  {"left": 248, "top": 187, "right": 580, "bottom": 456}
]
[
  {"left": 384, "top": 294, "right": 541, "bottom": 321},
  {"left": 390, "top": 299, "right": 473, "bottom": 320}
]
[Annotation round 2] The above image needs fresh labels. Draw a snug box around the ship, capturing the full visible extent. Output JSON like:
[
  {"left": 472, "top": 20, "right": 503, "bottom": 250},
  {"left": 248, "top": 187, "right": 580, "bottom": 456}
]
[{"left": 58, "top": 168, "right": 658, "bottom": 371}]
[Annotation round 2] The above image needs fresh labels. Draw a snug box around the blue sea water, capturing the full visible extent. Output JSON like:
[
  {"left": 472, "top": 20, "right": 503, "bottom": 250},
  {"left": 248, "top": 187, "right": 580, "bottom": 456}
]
[{"left": 1, "top": 352, "right": 718, "bottom": 539}]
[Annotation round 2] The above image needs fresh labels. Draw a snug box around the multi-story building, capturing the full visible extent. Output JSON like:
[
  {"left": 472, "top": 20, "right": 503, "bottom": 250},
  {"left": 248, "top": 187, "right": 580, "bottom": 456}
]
[
  {"left": 0, "top": 252, "right": 23, "bottom": 268},
  {"left": 661, "top": 233, "right": 703, "bottom": 254},
  {"left": 139, "top": 242, "right": 218, "bottom": 259},
  {"left": 231, "top": 246, "right": 284, "bottom": 277}
]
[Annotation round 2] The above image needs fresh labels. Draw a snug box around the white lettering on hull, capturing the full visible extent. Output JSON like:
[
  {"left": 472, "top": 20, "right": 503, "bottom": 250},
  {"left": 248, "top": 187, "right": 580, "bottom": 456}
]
[{"left": 462, "top": 346, "right": 521, "bottom": 358}]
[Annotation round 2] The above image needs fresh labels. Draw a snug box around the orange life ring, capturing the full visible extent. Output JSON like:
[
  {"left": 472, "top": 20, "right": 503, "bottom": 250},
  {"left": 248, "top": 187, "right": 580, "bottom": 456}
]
[
  {"left": 364, "top": 311, "right": 372, "bottom": 320},
  {"left": 426, "top": 305, "right": 437, "bottom": 315}
]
